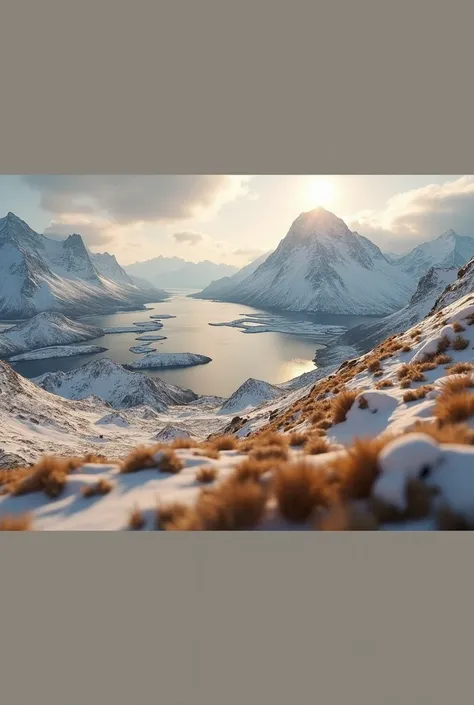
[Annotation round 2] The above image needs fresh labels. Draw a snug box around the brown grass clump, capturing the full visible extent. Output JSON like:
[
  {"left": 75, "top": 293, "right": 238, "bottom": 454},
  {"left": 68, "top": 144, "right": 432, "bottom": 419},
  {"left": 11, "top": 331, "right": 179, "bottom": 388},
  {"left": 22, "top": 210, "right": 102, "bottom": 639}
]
[
  {"left": 156, "top": 502, "right": 194, "bottom": 530},
  {"left": 367, "top": 358, "right": 381, "bottom": 373},
  {"left": 171, "top": 438, "right": 195, "bottom": 449},
  {"left": 404, "top": 478, "right": 437, "bottom": 519},
  {"left": 155, "top": 449, "right": 184, "bottom": 474},
  {"left": 196, "top": 467, "right": 217, "bottom": 484},
  {"left": 397, "top": 363, "right": 426, "bottom": 383},
  {"left": 81, "top": 477, "right": 114, "bottom": 498},
  {"left": 376, "top": 379, "right": 393, "bottom": 389},
  {"left": 316, "top": 502, "right": 379, "bottom": 531},
  {"left": 0, "top": 512, "right": 33, "bottom": 531},
  {"left": 434, "top": 353, "right": 453, "bottom": 365},
  {"left": 128, "top": 505, "right": 146, "bottom": 530},
  {"left": 436, "top": 335, "right": 451, "bottom": 354},
  {"left": 436, "top": 391, "right": 474, "bottom": 424},
  {"left": 440, "top": 375, "right": 474, "bottom": 396},
  {"left": 288, "top": 432, "right": 308, "bottom": 447},
  {"left": 410, "top": 329, "right": 422, "bottom": 339},
  {"left": 332, "top": 389, "right": 359, "bottom": 424},
  {"left": 82, "top": 453, "right": 109, "bottom": 464},
  {"left": 305, "top": 438, "right": 331, "bottom": 455},
  {"left": 452, "top": 321, "right": 466, "bottom": 333},
  {"left": 400, "top": 379, "right": 411, "bottom": 389},
  {"left": 419, "top": 361, "right": 438, "bottom": 372},
  {"left": 212, "top": 435, "right": 238, "bottom": 451},
  {"left": 403, "top": 385, "right": 433, "bottom": 403},
  {"left": 373, "top": 370, "right": 383, "bottom": 378},
  {"left": 194, "top": 446, "right": 220, "bottom": 459},
  {"left": 358, "top": 396, "right": 369, "bottom": 409},
  {"left": 233, "top": 458, "right": 276, "bottom": 483},
  {"left": 121, "top": 446, "right": 160, "bottom": 473},
  {"left": 254, "top": 432, "right": 289, "bottom": 448},
  {"left": 465, "top": 313, "right": 474, "bottom": 326},
  {"left": 445, "top": 362, "right": 474, "bottom": 376},
  {"left": 452, "top": 334, "right": 469, "bottom": 351},
  {"left": 409, "top": 420, "right": 474, "bottom": 446},
  {"left": 401, "top": 345, "right": 412, "bottom": 353},
  {"left": 310, "top": 409, "right": 324, "bottom": 424},
  {"left": 335, "top": 436, "right": 394, "bottom": 500},
  {"left": 274, "top": 461, "right": 331, "bottom": 523},
  {"left": 250, "top": 445, "right": 288, "bottom": 461},
  {"left": 11, "top": 456, "right": 81, "bottom": 498}
]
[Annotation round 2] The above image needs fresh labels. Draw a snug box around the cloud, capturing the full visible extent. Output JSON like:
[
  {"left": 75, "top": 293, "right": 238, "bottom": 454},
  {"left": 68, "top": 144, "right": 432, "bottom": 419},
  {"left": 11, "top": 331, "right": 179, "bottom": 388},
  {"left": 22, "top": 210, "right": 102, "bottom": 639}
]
[
  {"left": 233, "top": 247, "right": 266, "bottom": 261},
  {"left": 43, "top": 217, "right": 116, "bottom": 246},
  {"left": 23, "top": 175, "right": 252, "bottom": 224},
  {"left": 172, "top": 230, "right": 205, "bottom": 245},
  {"left": 349, "top": 176, "right": 474, "bottom": 251}
]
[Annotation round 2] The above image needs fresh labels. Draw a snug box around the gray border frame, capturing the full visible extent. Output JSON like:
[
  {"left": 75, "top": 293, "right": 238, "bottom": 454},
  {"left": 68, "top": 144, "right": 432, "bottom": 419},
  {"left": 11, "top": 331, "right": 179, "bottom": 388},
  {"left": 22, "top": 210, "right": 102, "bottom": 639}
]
[{"left": 2, "top": 1, "right": 474, "bottom": 704}]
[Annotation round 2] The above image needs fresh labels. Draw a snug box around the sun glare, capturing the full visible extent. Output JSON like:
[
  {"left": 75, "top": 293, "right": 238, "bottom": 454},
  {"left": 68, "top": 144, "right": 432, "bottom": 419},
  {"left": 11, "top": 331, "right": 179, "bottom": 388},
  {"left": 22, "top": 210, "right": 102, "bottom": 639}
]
[{"left": 306, "top": 177, "right": 336, "bottom": 208}]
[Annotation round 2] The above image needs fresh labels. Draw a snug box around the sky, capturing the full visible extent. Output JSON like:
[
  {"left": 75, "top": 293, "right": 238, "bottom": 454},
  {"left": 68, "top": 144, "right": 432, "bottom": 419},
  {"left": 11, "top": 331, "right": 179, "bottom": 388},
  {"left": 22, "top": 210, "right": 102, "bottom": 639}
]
[{"left": 1, "top": 174, "right": 473, "bottom": 266}]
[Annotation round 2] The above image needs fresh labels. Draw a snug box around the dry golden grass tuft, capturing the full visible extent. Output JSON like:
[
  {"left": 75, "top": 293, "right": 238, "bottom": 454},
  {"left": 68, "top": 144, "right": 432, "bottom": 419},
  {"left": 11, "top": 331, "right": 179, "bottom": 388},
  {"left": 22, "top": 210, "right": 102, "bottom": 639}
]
[
  {"left": 82, "top": 453, "right": 109, "bottom": 464},
  {"left": 335, "top": 436, "right": 394, "bottom": 500},
  {"left": 400, "top": 379, "right": 411, "bottom": 389},
  {"left": 367, "top": 358, "right": 381, "bottom": 373},
  {"left": 121, "top": 446, "right": 160, "bottom": 473},
  {"left": 155, "top": 449, "right": 184, "bottom": 474},
  {"left": 452, "top": 321, "right": 466, "bottom": 333},
  {"left": 418, "top": 361, "right": 438, "bottom": 372},
  {"left": 332, "top": 389, "right": 359, "bottom": 424},
  {"left": 128, "top": 505, "right": 146, "bottom": 530},
  {"left": 435, "top": 353, "right": 453, "bottom": 365},
  {"left": 288, "top": 432, "right": 308, "bottom": 447},
  {"left": 0, "top": 512, "right": 33, "bottom": 531},
  {"left": 233, "top": 458, "right": 276, "bottom": 483},
  {"left": 81, "top": 477, "right": 114, "bottom": 498},
  {"left": 440, "top": 375, "right": 474, "bottom": 396},
  {"left": 358, "top": 395, "right": 369, "bottom": 409},
  {"left": 196, "top": 467, "right": 217, "bottom": 484},
  {"left": 410, "top": 420, "right": 474, "bottom": 445},
  {"left": 305, "top": 437, "right": 331, "bottom": 455},
  {"left": 397, "top": 364, "right": 426, "bottom": 383},
  {"left": 410, "top": 329, "right": 422, "bottom": 339},
  {"left": 452, "top": 334, "right": 469, "bottom": 351},
  {"left": 171, "top": 438, "right": 195, "bottom": 449},
  {"left": 249, "top": 445, "right": 288, "bottom": 461},
  {"left": 445, "top": 362, "right": 474, "bottom": 376},
  {"left": 194, "top": 446, "right": 220, "bottom": 459},
  {"left": 212, "top": 435, "right": 238, "bottom": 451},
  {"left": 403, "top": 385, "right": 433, "bottom": 403},
  {"left": 156, "top": 501, "right": 194, "bottom": 530},
  {"left": 436, "top": 391, "right": 474, "bottom": 424},
  {"left": 436, "top": 335, "right": 451, "bottom": 354},
  {"left": 316, "top": 502, "right": 379, "bottom": 531},
  {"left": 375, "top": 379, "right": 393, "bottom": 389},
  {"left": 274, "top": 461, "right": 331, "bottom": 523},
  {"left": 11, "top": 456, "right": 82, "bottom": 498}
]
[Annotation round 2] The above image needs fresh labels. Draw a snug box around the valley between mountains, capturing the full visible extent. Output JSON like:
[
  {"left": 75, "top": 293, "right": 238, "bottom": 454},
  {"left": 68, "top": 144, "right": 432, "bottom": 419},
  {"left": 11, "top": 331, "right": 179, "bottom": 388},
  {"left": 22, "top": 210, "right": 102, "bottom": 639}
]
[{"left": 2, "top": 207, "right": 474, "bottom": 530}]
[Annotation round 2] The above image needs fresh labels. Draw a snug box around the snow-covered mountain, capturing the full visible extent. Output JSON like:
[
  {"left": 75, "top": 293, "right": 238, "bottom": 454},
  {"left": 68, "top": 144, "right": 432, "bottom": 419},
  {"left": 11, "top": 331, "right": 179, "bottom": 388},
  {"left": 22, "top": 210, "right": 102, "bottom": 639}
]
[
  {"left": 0, "top": 212, "right": 168, "bottom": 319},
  {"left": 0, "top": 312, "right": 103, "bottom": 358},
  {"left": 218, "top": 377, "right": 283, "bottom": 415},
  {"left": 193, "top": 251, "right": 271, "bottom": 300},
  {"left": 200, "top": 208, "right": 413, "bottom": 315},
  {"left": 326, "top": 266, "right": 458, "bottom": 356},
  {"left": 125, "top": 255, "right": 238, "bottom": 289},
  {"left": 432, "top": 255, "right": 474, "bottom": 310},
  {"left": 394, "top": 230, "right": 474, "bottom": 281},
  {"left": 33, "top": 358, "right": 197, "bottom": 411}
]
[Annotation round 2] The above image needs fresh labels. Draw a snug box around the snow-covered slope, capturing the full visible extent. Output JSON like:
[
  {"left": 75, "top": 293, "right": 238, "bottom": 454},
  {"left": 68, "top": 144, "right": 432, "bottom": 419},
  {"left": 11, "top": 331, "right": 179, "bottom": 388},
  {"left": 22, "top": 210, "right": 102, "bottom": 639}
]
[
  {"left": 218, "top": 378, "right": 284, "bottom": 415},
  {"left": 394, "top": 230, "right": 474, "bottom": 281},
  {"left": 125, "top": 256, "right": 238, "bottom": 289},
  {"left": 432, "top": 255, "right": 474, "bottom": 310},
  {"left": 33, "top": 358, "right": 198, "bottom": 410},
  {"left": 9, "top": 344, "right": 107, "bottom": 361},
  {"left": 0, "top": 212, "right": 167, "bottom": 318},
  {"left": 327, "top": 267, "right": 458, "bottom": 356},
  {"left": 193, "top": 251, "right": 271, "bottom": 300},
  {"left": 0, "top": 312, "right": 103, "bottom": 357},
  {"left": 196, "top": 208, "right": 413, "bottom": 315}
]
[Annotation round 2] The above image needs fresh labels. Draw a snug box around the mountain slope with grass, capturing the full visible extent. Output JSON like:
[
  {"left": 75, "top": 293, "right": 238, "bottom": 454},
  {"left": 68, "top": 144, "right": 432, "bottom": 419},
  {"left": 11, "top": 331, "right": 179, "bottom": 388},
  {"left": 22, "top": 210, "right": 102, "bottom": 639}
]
[{"left": 3, "top": 287, "right": 474, "bottom": 530}]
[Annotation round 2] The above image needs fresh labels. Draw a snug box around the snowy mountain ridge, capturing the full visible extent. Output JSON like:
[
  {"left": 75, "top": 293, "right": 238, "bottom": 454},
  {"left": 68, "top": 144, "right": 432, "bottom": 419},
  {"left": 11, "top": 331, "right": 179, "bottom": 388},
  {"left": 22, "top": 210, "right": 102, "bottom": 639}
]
[
  {"left": 0, "top": 212, "right": 167, "bottom": 319},
  {"left": 194, "top": 208, "right": 414, "bottom": 315}
]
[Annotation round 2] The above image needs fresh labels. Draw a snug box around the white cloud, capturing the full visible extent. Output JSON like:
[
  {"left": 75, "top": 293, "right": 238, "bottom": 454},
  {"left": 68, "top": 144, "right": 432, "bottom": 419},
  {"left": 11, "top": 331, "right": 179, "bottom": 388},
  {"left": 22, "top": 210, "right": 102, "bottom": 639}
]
[
  {"left": 23, "top": 175, "right": 252, "bottom": 224},
  {"left": 349, "top": 176, "right": 474, "bottom": 251}
]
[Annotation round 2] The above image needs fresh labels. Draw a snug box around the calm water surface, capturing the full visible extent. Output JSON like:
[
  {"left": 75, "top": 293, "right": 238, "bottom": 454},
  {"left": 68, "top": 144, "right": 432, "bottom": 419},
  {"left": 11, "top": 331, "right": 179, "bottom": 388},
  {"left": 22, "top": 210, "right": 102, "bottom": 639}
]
[{"left": 10, "top": 291, "right": 379, "bottom": 397}]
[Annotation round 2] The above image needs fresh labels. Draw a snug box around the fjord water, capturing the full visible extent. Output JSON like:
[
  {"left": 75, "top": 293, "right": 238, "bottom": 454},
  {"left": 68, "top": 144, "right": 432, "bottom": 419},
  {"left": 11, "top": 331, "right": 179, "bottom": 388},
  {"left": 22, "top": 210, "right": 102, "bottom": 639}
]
[{"left": 10, "top": 291, "right": 378, "bottom": 397}]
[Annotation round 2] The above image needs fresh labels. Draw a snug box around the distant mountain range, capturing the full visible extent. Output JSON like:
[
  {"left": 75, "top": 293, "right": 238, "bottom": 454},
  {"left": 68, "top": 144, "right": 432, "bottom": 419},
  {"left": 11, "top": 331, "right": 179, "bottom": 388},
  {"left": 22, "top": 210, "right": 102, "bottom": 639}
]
[
  {"left": 193, "top": 208, "right": 474, "bottom": 316},
  {"left": 0, "top": 212, "right": 167, "bottom": 319},
  {"left": 124, "top": 255, "right": 239, "bottom": 289}
]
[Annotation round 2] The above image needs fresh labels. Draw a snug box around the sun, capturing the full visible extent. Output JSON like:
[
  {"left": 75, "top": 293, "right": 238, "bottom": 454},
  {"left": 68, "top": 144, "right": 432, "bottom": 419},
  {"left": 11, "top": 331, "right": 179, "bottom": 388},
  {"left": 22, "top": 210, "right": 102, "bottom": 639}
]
[{"left": 306, "top": 177, "right": 336, "bottom": 208}]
